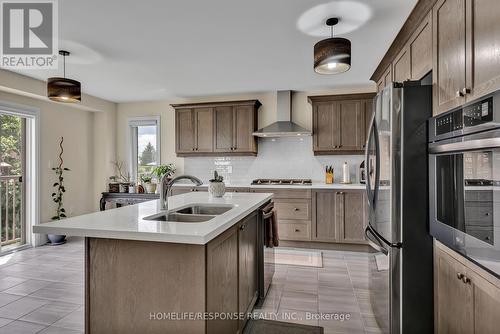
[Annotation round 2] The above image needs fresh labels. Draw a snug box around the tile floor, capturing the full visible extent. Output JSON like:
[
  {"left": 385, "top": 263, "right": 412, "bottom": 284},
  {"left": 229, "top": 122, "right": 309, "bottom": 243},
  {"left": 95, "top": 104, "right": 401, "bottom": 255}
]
[
  {"left": 254, "top": 249, "right": 382, "bottom": 334},
  {"left": 0, "top": 238, "right": 83, "bottom": 334},
  {"left": 0, "top": 238, "right": 380, "bottom": 334}
]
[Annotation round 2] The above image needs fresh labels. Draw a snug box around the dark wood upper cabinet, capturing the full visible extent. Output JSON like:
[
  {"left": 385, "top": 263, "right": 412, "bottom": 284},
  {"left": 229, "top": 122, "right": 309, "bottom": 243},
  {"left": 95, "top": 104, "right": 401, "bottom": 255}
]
[
  {"left": 393, "top": 47, "right": 411, "bottom": 83},
  {"left": 214, "top": 106, "right": 234, "bottom": 152},
  {"left": 176, "top": 109, "right": 195, "bottom": 154},
  {"left": 173, "top": 100, "right": 260, "bottom": 157},
  {"left": 233, "top": 105, "right": 257, "bottom": 153},
  {"left": 432, "top": 0, "right": 500, "bottom": 115},
  {"left": 309, "top": 93, "right": 376, "bottom": 155},
  {"left": 338, "top": 99, "right": 364, "bottom": 151},
  {"left": 409, "top": 11, "right": 432, "bottom": 80},
  {"left": 194, "top": 107, "right": 214, "bottom": 152},
  {"left": 433, "top": 0, "right": 467, "bottom": 115},
  {"left": 466, "top": 0, "right": 500, "bottom": 101}
]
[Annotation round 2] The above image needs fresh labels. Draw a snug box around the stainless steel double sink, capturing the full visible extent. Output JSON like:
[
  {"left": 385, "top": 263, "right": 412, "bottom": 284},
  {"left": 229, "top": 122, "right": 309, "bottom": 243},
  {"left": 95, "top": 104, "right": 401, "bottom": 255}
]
[{"left": 143, "top": 204, "right": 233, "bottom": 223}]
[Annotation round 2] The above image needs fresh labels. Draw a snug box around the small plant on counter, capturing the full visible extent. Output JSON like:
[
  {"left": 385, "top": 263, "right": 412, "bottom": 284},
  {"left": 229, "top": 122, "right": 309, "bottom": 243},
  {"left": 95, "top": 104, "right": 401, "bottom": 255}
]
[
  {"left": 140, "top": 174, "right": 157, "bottom": 194},
  {"left": 208, "top": 170, "right": 225, "bottom": 197},
  {"left": 209, "top": 170, "right": 224, "bottom": 183},
  {"left": 152, "top": 163, "right": 176, "bottom": 181},
  {"left": 140, "top": 174, "right": 152, "bottom": 184},
  {"left": 49, "top": 137, "right": 70, "bottom": 245}
]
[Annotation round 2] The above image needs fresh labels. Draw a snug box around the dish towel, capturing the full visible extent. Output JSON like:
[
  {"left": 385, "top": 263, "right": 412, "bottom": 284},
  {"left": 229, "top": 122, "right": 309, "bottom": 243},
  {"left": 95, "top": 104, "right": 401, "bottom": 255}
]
[{"left": 262, "top": 202, "right": 279, "bottom": 247}]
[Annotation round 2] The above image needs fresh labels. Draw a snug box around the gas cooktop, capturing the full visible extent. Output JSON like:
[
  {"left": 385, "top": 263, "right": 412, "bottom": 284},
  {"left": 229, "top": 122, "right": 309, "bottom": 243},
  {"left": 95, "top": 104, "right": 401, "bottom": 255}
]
[{"left": 251, "top": 179, "right": 312, "bottom": 186}]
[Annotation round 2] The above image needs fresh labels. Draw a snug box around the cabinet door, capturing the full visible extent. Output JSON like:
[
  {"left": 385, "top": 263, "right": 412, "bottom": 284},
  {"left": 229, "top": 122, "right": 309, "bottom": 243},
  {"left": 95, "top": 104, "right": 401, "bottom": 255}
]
[
  {"left": 433, "top": 0, "right": 467, "bottom": 115},
  {"left": 207, "top": 227, "right": 239, "bottom": 334},
  {"left": 377, "top": 78, "right": 385, "bottom": 93},
  {"left": 338, "top": 100, "right": 364, "bottom": 151},
  {"left": 410, "top": 12, "right": 432, "bottom": 80},
  {"left": 312, "top": 190, "right": 340, "bottom": 241},
  {"left": 339, "top": 191, "right": 366, "bottom": 243},
  {"left": 234, "top": 105, "right": 256, "bottom": 153},
  {"left": 383, "top": 66, "right": 392, "bottom": 87},
  {"left": 238, "top": 214, "right": 258, "bottom": 331},
  {"left": 214, "top": 106, "right": 234, "bottom": 152},
  {"left": 466, "top": 0, "right": 500, "bottom": 101},
  {"left": 313, "top": 102, "right": 339, "bottom": 151},
  {"left": 434, "top": 248, "right": 473, "bottom": 334},
  {"left": 469, "top": 269, "right": 500, "bottom": 334},
  {"left": 194, "top": 107, "right": 214, "bottom": 152},
  {"left": 393, "top": 47, "right": 411, "bottom": 83},
  {"left": 176, "top": 109, "right": 195, "bottom": 153},
  {"left": 364, "top": 99, "right": 373, "bottom": 148}
]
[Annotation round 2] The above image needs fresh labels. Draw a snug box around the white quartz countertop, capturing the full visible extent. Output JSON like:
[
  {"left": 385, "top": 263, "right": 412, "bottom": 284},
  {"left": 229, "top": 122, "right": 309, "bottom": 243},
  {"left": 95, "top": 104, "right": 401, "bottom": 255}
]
[
  {"left": 33, "top": 192, "right": 273, "bottom": 245},
  {"left": 173, "top": 182, "right": 366, "bottom": 190}
]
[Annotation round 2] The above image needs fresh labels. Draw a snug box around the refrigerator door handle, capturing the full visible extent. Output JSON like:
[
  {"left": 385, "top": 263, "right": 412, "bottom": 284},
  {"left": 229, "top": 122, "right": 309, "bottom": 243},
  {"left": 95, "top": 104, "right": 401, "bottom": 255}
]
[
  {"left": 365, "top": 116, "right": 375, "bottom": 208},
  {"left": 373, "top": 114, "right": 381, "bottom": 208},
  {"left": 365, "top": 99, "right": 380, "bottom": 210},
  {"left": 367, "top": 224, "right": 402, "bottom": 249},
  {"left": 365, "top": 225, "right": 389, "bottom": 255}
]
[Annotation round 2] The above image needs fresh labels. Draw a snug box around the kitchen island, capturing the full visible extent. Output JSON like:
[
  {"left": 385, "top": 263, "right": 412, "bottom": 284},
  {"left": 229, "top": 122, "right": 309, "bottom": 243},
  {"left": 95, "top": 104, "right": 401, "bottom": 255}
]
[{"left": 34, "top": 192, "right": 273, "bottom": 334}]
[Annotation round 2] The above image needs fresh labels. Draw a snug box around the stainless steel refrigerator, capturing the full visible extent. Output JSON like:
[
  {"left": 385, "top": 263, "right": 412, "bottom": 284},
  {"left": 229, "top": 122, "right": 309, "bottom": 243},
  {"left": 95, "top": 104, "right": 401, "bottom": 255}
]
[{"left": 364, "top": 81, "right": 434, "bottom": 334}]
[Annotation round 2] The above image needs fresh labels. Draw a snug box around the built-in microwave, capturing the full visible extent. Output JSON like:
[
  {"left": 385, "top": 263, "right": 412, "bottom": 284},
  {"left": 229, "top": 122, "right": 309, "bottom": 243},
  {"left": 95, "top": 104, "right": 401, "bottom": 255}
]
[{"left": 429, "top": 91, "right": 500, "bottom": 277}]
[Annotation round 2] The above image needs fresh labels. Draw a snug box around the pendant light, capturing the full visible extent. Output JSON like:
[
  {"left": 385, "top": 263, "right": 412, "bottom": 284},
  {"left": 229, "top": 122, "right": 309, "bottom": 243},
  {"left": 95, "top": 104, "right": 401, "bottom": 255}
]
[
  {"left": 314, "top": 18, "right": 351, "bottom": 74},
  {"left": 47, "top": 50, "right": 81, "bottom": 103}
]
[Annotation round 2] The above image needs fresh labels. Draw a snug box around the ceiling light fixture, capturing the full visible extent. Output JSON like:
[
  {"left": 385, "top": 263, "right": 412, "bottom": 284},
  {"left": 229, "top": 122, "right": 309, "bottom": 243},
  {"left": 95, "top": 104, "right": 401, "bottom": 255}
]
[
  {"left": 314, "top": 18, "right": 351, "bottom": 74},
  {"left": 47, "top": 50, "right": 81, "bottom": 103}
]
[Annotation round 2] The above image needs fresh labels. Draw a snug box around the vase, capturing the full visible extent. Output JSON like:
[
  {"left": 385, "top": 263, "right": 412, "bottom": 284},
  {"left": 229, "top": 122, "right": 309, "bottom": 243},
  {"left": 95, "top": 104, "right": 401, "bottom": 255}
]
[
  {"left": 145, "top": 183, "right": 157, "bottom": 194},
  {"left": 47, "top": 234, "right": 66, "bottom": 245},
  {"left": 209, "top": 182, "right": 225, "bottom": 198}
]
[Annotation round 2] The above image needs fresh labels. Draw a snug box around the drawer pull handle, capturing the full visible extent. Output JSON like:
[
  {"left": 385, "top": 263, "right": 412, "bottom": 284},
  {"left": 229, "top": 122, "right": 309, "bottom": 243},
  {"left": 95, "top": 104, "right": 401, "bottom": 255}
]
[
  {"left": 462, "top": 276, "right": 471, "bottom": 285},
  {"left": 457, "top": 272, "right": 464, "bottom": 280},
  {"left": 456, "top": 91, "right": 465, "bottom": 97},
  {"left": 295, "top": 229, "right": 300, "bottom": 232},
  {"left": 294, "top": 208, "right": 300, "bottom": 211},
  {"left": 485, "top": 213, "right": 490, "bottom": 216}
]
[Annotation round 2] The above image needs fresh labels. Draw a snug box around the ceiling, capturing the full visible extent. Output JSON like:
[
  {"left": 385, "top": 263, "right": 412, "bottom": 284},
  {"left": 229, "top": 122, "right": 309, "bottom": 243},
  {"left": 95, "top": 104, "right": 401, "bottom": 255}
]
[{"left": 10, "top": 0, "right": 417, "bottom": 102}]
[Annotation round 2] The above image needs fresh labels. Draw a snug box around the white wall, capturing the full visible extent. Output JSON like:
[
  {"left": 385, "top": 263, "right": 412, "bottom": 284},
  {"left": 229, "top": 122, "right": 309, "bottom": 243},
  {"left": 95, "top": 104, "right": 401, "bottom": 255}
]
[
  {"left": 0, "top": 88, "right": 116, "bottom": 223},
  {"left": 116, "top": 85, "right": 375, "bottom": 178}
]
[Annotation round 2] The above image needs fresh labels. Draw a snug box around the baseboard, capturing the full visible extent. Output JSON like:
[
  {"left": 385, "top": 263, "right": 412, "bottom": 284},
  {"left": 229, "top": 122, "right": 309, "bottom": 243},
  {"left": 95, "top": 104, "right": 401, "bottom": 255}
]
[{"left": 278, "top": 240, "right": 373, "bottom": 252}]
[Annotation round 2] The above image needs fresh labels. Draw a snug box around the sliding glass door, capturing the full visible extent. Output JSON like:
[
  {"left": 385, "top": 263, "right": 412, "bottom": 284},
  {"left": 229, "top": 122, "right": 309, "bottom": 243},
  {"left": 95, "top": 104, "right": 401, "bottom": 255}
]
[{"left": 0, "top": 112, "right": 26, "bottom": 252}]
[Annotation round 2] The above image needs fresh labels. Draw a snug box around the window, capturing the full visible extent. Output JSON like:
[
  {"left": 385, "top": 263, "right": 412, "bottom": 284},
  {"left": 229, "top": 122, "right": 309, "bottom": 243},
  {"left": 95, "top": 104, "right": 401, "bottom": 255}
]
[{"left": 128, "top": 117, "right": 160, "bottom": 183}]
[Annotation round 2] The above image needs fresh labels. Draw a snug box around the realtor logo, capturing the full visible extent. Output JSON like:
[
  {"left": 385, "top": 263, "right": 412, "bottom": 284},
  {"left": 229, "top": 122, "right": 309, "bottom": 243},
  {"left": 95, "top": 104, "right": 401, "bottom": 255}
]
[{"left": 0, "top": 0, "right": 58, "bottom": 69}]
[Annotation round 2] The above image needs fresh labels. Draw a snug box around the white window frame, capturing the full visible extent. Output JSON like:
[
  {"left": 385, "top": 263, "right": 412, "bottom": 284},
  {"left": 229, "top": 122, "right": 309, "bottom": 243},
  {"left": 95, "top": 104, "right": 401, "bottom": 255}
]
[
  {"left": 127, "top": 116, "right": 161, "bottom": 182},
  {"left": 0, "top": 101, "right": 40, "bottom": 248}
]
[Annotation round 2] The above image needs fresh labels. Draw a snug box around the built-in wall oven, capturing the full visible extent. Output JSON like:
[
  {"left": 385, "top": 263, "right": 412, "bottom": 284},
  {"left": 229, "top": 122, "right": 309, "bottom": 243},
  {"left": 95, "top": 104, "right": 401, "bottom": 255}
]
[{"left": 429, "top": 90, "right": 500, "bottom": 277}]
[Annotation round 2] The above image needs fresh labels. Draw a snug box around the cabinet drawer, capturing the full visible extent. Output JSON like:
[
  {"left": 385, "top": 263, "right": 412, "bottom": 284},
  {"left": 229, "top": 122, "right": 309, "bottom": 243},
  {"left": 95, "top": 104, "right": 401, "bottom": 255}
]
[
  {"left": 226, "top": 187, "right": 250, "bottom": 193},
  {"left": 274, "top": 199, "right": 311, "bottom": 220},
  {"left": 278, "top": 221, "right": 311, "bottom": 241},
  {"left": 465, "top": 203, "right": 493, "bottom": 225},
  {"left": 251, "top": 188, "right": 311, "bottom": 199}
]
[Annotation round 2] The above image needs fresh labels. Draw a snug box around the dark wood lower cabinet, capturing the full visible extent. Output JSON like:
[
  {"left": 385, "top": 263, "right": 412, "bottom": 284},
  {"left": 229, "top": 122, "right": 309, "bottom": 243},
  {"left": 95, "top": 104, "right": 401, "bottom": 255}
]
[
  {"left": 312, "top": 190, "right": 367, "bottom": 244},
  {"left": 434, "top": 240, "right": 500, "bottom": 334},
  {"left": 85, "top": 210, "right": 261, "bottom": 334},
  {"left": 237, "top": 213, "right": 258, "bottom": 332},
  {"left": 207, "top": 227, "right": 239, "bottom": 334}
]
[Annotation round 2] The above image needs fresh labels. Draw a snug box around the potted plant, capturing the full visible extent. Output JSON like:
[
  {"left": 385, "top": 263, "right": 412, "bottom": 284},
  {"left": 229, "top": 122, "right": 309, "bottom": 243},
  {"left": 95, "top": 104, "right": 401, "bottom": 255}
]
[
  {"left": 141, "top": 174, "right": 156, "bottom": 193},
  {"left": 152, "top": 163, "right": 176, "bottom": 183},
  {"left": 208, "top": 171, "right": 225, "bottom": 198},
  {"left": 49, "top": 137, "right": 69, "bottom": 245},
  {"left": 108, "top": 175, "right": 120, "bottom": 193},
  {"left": 111, "top": 161, "right": 131, "bottom": 192}
]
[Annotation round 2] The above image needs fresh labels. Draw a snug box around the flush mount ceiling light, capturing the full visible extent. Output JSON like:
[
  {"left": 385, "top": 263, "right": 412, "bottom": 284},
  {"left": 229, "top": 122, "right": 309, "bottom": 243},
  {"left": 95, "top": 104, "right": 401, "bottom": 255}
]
[
  {"left": 47, "top": 50, "right": 81, "bottom": 103},
  {"left": 314, "top": 18, "right": 351, "bottom": 74}
]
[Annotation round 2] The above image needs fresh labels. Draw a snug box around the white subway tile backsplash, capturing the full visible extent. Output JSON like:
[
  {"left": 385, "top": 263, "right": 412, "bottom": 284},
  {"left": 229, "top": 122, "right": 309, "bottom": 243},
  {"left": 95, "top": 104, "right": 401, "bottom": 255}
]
[{"left": 184, "top": 137, "right": 364, "bottom": 184}]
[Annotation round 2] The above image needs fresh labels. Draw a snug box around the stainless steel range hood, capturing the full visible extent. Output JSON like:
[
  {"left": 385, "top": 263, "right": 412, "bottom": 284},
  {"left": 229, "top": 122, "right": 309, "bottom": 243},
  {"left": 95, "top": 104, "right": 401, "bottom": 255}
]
[{"left": 253, "top": 91, "right": 311, "bottom": 137}]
